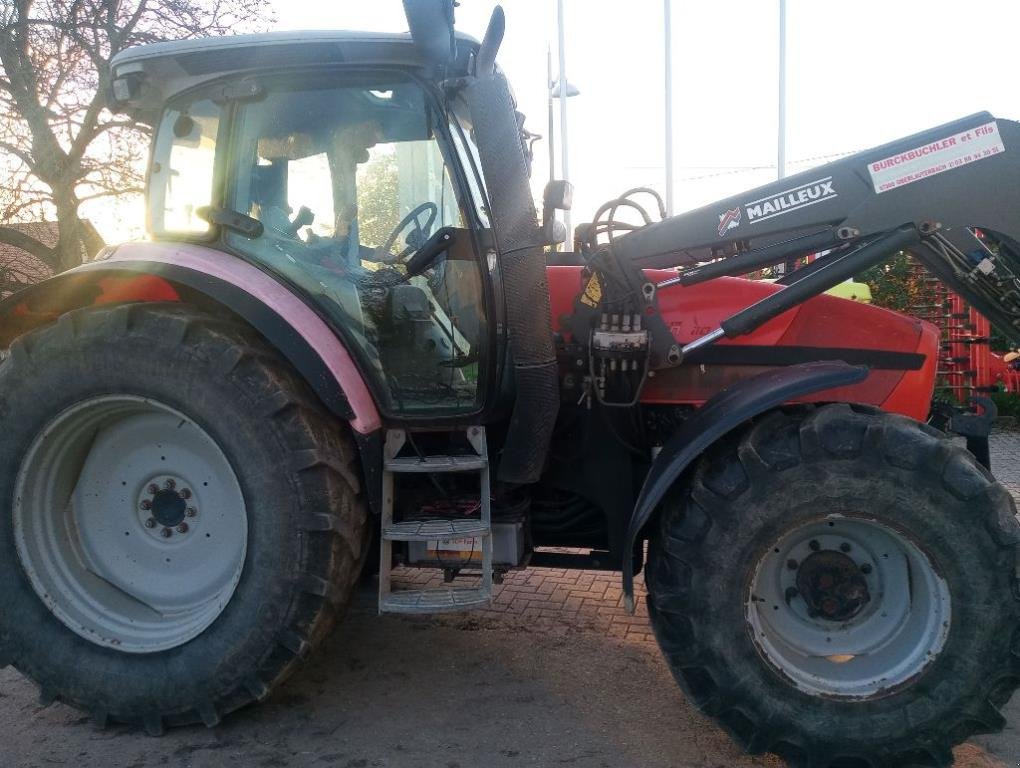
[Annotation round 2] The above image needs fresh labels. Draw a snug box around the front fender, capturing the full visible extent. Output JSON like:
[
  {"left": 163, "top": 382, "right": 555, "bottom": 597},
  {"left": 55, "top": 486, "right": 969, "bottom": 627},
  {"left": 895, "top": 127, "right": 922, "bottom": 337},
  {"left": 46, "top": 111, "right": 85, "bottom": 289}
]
[{"left": 622, "top": 360, "right": 868, "bottom": 610}]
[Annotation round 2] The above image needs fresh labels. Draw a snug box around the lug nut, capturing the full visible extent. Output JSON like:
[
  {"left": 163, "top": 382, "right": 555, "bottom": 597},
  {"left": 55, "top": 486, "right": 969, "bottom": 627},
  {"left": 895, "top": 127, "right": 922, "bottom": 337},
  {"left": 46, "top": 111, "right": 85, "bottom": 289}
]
[
  {"left": 786, "top": 559, "right": 798, "bottom": 571},
  {"left": 160, "top": 527, "right": 173, "bottom": 538},
  {"left": 144, "top": 518, "right": 156, "bottom": 529},
  {"left": 147, "top": 484, "right": 159, "bottom": 495},
  {"left": 840, "top": 542, "right": 852, "bottom": 553},
  {"left": 176, "top": 523, "right": 189, "bottom": 534},
  {"left": 179, "top": 488, "right": 192, "bottom": 499},
  {"left": 140, "top": 499, "right": 152, "bottom": 510},
  {"left": 164, "top": 478, "right": 176, "bottom": 490},
  {"left": 784, "top": 586, "right": 799, "bottom": 603},
  {"left": 809, "top": 540, "right": 820, "bottom": 551},
  {"left": 185, "top": 507, "right": 197, "bottom": 518},
  {"left": 860, "top": 563, "right": 873, "bottom": 575}
]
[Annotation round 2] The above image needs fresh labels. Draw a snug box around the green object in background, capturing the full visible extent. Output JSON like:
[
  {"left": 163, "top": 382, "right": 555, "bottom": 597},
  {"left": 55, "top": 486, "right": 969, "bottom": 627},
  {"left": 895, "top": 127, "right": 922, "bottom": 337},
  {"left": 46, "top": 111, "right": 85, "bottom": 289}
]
[
  {"left": 757, "top": 277, "right": 872, "bottom": 303},
  {"left": 990, "top": 390, "right": 1020, "bottom": 420},
  {"left": 825, "top": 279, "right": 872, "bottom": 303}
]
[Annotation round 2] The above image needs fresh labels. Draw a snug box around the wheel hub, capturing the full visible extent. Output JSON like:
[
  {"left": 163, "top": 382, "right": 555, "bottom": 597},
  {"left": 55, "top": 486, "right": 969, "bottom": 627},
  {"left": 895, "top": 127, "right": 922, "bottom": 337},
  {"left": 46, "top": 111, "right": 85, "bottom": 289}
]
[
  {"left": 747, "top": 516, "right": 951, "bottom": 699},
  {"left": 137, "top": 475, "right": 199, "bottom": 538},
  {"left": 14, "top": 396, "right": 247, "bottom": 654},
  {"left": 152, "top": 489, "right": 187, "bottom": 527},
  {"left": 795, "top": 549, "right": 870, "bottom": 622}
]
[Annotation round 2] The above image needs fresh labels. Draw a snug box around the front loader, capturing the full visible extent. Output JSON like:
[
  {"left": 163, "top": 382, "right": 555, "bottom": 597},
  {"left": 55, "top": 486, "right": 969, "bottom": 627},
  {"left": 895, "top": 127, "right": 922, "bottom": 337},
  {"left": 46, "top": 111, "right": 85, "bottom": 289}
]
[{"left": 0, "top": 2, "right": 1018, "bottom": 765}]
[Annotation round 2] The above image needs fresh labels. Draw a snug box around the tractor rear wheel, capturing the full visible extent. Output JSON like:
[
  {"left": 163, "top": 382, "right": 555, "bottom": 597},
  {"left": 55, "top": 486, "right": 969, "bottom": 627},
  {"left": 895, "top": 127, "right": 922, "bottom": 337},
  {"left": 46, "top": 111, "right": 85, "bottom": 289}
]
[
  {"left": 0, "top": 303, "right": 369, "bottom": 732},
  {"left": 646, "top": 404, "right": 1020, "bottom": 767}
]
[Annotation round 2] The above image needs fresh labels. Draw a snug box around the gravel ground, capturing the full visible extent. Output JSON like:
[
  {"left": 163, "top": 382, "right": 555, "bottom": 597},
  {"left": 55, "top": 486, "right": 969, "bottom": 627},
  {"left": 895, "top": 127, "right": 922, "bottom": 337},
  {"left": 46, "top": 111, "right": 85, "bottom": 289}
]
[{"left": 1, "top": 429, "right": 1020, "bottom": 768}]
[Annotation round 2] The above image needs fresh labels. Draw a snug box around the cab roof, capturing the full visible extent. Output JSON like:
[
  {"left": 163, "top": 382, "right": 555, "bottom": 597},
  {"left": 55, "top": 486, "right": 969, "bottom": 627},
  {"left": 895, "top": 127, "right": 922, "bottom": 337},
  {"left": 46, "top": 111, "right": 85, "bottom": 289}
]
[{"left": 110, "top": 30, "right": 478, "bottom": 116}]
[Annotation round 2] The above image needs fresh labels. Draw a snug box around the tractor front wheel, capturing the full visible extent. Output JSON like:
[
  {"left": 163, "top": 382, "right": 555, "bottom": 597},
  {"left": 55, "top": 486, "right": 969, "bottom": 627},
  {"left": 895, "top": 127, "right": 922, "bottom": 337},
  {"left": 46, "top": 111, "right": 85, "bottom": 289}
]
[
  {"left": 0, "top": 303, "right": 368, "bottom": 732},
  {"left": 646, "top": 404, "right": 1020, "bottom": 767}
]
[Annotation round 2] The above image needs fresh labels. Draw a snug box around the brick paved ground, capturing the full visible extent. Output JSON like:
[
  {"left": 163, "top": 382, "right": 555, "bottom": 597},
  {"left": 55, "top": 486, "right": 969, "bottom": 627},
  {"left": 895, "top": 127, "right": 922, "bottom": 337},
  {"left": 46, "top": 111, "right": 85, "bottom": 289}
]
[
  {"left": 394, "top": 564, "right": 654, "bottom": 645},
  {"left": 395, "top": 424, "right": 1020, "bottom": 649},
  {"left": 990, "top": 425, "right": 1020, "bottom": 496}
]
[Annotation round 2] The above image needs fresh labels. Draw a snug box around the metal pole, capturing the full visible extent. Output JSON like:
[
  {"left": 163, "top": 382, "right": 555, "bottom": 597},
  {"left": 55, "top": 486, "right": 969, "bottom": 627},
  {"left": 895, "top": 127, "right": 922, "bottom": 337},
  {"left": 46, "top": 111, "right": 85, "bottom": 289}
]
[
  {"left": 664, "top": 0, "right": 674, "bottom": 215},
  {"left": 547, "top": 45, "right": 555, "bottom": 183},
  {"left": 777, "top": 0, "right": 787, "bottom": 180},
  {"left": 557, "top": 0, "right": 571, "bottom": 239}
]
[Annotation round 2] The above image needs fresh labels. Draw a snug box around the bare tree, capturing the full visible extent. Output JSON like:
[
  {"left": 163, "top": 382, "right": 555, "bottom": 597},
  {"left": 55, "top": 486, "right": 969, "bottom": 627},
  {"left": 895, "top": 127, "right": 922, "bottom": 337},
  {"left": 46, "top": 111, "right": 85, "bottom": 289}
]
[{"left": 0, "top": 0, "right": 274, "bottom": 271}]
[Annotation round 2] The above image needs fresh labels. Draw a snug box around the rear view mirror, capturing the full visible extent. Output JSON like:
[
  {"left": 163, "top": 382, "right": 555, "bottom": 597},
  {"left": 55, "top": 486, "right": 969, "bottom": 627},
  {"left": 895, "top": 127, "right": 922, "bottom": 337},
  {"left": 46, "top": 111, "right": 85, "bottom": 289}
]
[
  {"left": 542, "top": 180, "right": 573, "bottom": 246},
  {"left": 543, "top": 180, "right": 573, "bottom": 212}
]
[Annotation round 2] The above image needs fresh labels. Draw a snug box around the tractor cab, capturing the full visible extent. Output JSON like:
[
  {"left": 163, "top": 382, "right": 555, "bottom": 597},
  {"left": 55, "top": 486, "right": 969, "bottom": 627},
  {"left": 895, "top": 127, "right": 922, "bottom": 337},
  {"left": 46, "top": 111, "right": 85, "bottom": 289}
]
[{"left": 121, "top": 33, "right": 499, "bottom": 419}]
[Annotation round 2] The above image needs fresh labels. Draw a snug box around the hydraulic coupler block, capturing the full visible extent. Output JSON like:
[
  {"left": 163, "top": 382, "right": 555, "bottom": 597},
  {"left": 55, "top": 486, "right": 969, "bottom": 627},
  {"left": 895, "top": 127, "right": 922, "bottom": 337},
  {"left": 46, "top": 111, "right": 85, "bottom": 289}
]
[{"left": 591, "top": 313, "right": 651, "bottom": 407}]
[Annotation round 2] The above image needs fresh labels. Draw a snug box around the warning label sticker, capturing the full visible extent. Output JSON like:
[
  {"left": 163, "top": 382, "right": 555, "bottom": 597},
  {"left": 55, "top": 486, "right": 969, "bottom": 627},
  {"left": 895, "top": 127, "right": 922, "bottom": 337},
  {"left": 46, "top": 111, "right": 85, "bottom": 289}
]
[
  {"left": 580, "top": 272, "right": 603, "bottom": 308},
  {"left": 869, "top": 121, "right": 1005, "bottom": 194}
]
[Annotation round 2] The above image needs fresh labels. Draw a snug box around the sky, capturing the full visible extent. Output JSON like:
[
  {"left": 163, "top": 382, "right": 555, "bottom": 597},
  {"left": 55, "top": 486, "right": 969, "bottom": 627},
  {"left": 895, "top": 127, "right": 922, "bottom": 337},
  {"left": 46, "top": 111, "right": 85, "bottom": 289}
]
[{"left": 90, "top": 0, "right": 1020, "bottom": 242}]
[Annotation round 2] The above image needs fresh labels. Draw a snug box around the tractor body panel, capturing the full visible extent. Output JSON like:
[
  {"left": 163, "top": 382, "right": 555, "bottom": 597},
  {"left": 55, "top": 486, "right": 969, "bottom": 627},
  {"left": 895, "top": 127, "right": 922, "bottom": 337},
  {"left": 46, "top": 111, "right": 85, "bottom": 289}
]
[{"left": 548, "top": 265, "right": 939, "bottom": 420}]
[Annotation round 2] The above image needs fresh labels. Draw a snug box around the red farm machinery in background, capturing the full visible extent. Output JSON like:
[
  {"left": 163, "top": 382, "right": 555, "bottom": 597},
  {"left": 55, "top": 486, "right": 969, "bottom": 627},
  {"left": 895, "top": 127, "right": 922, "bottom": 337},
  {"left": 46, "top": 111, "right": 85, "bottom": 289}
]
[{"left": 905, "top": 256, "right": 1020, "bottom": 397}]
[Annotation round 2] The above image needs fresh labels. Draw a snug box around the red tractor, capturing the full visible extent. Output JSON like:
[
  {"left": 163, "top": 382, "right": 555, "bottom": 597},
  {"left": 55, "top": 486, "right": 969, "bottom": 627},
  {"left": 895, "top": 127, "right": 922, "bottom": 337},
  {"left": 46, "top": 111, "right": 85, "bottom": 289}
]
[{"left": 1, "top": 3, "right": 1018, "bottom": 765}]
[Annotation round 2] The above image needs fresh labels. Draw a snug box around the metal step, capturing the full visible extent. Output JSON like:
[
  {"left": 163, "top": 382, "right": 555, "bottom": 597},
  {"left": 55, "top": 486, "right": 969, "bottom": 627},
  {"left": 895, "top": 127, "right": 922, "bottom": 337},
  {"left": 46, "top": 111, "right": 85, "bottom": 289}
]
[
  {"left": 380, "top": 586, "right": 491, "bottom": 614},
  {"left": 378, "top": 427, "right": 493, "bottom": 616},
  {"left": 384, "top": 455, "right": 488, "bottom": 473},
  {"left": 383, "top": 519, "right": 490, "bottom": 541}
]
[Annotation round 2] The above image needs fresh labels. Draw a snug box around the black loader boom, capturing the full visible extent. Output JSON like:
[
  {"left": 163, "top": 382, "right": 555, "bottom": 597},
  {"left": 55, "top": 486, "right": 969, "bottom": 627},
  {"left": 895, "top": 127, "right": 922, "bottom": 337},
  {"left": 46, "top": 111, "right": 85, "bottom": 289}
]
[{"left": 588, "top": 112, "right": 1020, "bottom": 360}]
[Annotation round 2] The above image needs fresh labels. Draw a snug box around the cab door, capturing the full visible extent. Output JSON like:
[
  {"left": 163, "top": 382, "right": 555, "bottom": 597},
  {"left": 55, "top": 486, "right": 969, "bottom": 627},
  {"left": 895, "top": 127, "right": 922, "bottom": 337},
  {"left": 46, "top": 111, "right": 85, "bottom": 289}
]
[{"left": 193, "top": 73, "right": 498, "bottom": 419}]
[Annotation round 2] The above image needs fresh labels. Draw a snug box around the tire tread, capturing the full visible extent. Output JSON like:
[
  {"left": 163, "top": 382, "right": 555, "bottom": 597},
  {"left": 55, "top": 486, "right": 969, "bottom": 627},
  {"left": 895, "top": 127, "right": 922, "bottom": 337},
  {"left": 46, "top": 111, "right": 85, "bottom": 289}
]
[
  {"left": 646, "top": 404, "right": 1020, "bottom": 767},
  {"left": 3, "top": 302, "right": 370, "bottom": 732}
]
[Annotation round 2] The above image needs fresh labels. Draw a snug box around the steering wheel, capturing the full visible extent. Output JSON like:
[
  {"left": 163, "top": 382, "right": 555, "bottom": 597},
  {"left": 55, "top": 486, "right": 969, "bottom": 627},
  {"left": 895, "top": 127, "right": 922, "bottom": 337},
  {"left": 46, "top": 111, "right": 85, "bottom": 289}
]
[{"left": 377, "top": 202, "right": 439, "bottom": 264}]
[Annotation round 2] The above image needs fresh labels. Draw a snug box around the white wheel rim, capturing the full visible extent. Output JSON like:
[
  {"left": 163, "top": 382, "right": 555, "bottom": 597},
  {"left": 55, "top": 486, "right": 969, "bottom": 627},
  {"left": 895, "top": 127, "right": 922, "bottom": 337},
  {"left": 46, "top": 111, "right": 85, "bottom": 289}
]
[
  {"left": 747, "top": 515, "right": 951, "bottom": 699},
  {"left": 14, "top": 396, "right": 248, "bottom": 653}
]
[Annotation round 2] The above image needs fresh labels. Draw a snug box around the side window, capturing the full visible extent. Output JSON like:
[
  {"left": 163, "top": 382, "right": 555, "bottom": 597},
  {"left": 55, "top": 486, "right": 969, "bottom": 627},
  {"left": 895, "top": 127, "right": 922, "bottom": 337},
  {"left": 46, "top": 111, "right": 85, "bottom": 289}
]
[{"left": 149, "top": 100, "right": 221, "bottom": 235}]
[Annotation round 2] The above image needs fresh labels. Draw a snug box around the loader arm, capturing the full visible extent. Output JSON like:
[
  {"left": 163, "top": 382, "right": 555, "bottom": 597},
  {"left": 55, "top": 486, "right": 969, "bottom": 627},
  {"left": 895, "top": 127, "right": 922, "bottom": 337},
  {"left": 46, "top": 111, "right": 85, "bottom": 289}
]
[{"left": 582, "top": 113, "right": 1020, "bottom": 366}]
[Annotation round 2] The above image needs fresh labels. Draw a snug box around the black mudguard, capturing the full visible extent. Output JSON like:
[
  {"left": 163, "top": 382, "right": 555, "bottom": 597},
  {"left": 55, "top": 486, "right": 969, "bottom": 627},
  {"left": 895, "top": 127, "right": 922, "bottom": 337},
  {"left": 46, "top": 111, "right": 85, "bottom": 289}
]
[{"left": 621, "top": 360, "right": 868, "bottom": 610}]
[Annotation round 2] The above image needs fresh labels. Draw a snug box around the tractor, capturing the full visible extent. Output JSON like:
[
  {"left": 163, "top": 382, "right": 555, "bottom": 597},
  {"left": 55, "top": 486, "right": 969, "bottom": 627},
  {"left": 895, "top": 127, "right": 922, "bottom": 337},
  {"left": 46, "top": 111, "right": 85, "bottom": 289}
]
[{"left": 1, "top": 2, "right": 1019, "bottom": 765}]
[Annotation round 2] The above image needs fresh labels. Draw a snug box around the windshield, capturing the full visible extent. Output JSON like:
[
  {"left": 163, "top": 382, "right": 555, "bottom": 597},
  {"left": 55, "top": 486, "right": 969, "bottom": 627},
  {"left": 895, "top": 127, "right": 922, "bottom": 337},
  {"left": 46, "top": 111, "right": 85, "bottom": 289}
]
[{"left": 149, "top": 75, "right": 489, "bottom": 416}]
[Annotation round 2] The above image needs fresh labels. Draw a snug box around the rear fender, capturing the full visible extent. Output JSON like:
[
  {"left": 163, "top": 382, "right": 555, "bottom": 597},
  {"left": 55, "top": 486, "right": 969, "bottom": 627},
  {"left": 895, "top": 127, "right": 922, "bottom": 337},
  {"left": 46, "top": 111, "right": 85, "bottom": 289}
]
[
  {"left": 622, "top": 360, "right": 868, "bottom": 610},
  {"left": 0, "top": 245, "right": 381, "bottom": 436}
]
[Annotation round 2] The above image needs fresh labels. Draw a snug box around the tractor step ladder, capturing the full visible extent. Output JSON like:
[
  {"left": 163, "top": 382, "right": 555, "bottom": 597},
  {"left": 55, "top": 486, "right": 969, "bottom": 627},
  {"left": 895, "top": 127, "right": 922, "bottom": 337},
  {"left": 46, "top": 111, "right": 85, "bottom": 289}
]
[{"left": 378, "top": 426, "right": 492, "bottom": 614}]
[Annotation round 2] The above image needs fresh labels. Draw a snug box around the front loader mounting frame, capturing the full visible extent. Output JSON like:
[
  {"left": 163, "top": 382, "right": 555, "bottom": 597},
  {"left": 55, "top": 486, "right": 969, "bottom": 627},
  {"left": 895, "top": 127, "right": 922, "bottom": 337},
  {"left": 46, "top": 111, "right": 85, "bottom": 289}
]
[{"left": 566, "top": 113, "right": 1020, "bottom": 398}]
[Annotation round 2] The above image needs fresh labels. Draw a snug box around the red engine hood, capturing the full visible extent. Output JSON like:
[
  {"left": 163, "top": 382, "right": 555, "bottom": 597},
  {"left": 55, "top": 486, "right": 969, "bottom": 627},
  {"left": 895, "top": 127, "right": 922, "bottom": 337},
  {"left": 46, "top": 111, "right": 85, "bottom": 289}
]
[{"left": 547, "top": 266, "right": 939, "bottom": 421}]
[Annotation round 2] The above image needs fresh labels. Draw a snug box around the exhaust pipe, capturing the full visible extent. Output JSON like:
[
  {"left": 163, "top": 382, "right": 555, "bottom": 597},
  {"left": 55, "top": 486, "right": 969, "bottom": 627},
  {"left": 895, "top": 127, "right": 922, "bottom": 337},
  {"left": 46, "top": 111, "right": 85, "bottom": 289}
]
[{"left": 464, "top": 73, "right": 559, "bottom": 484}]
